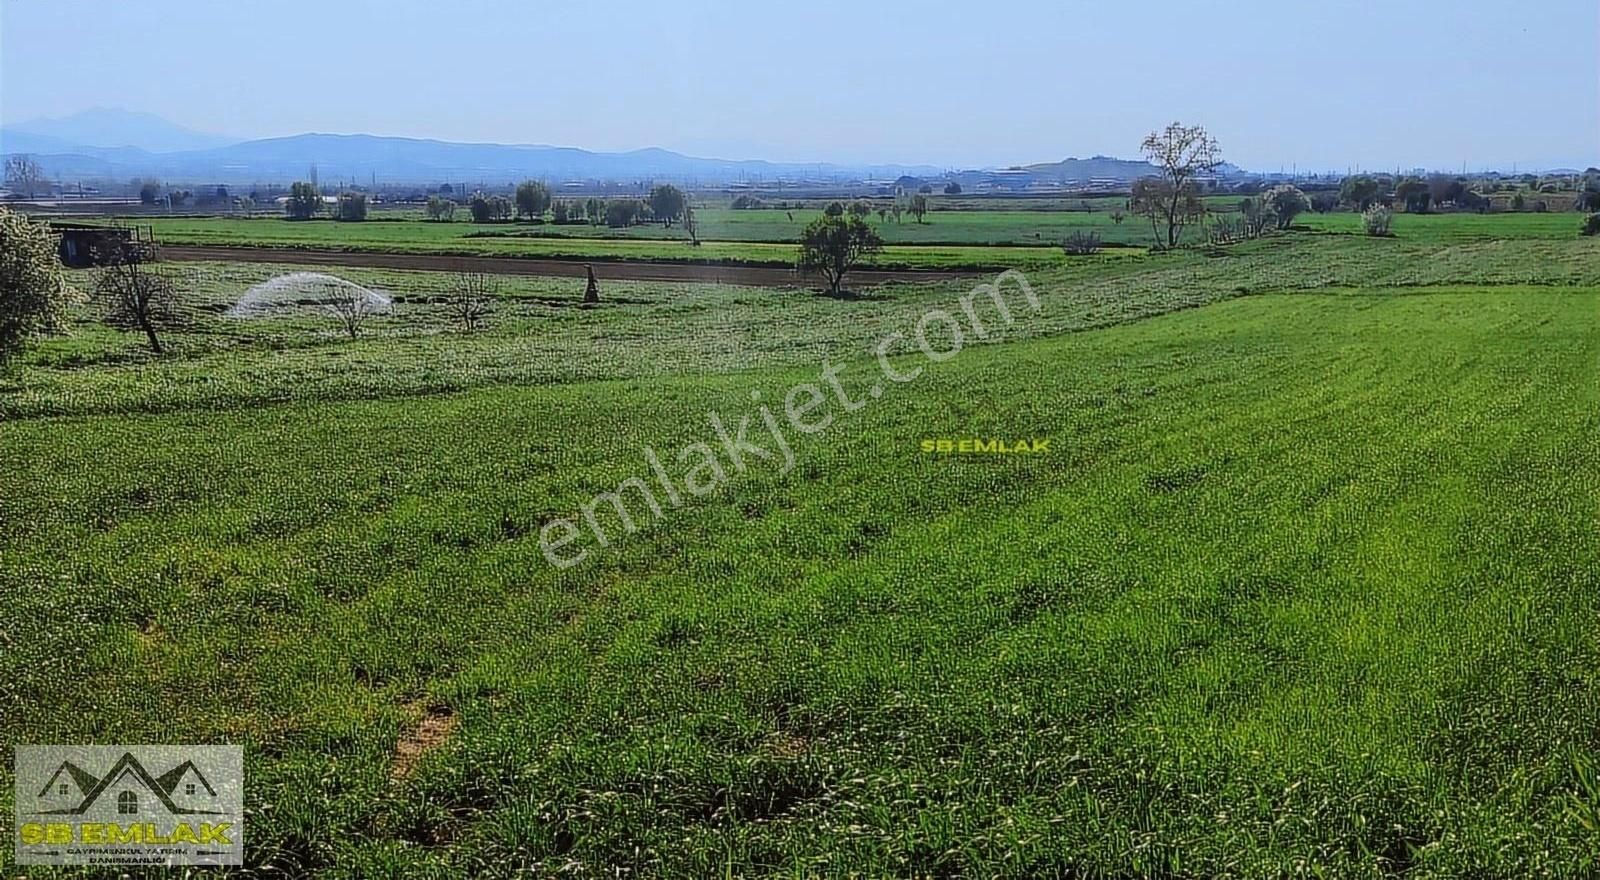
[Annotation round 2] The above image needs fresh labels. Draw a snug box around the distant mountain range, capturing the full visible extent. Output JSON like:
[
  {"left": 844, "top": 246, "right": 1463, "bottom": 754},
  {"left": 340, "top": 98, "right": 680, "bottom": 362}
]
[
  {"left": 0, "top": 109, "right": 956, "bottom": 186},
  {"left": 2, "top": 108, "right": 1271, "bottom": 188}
]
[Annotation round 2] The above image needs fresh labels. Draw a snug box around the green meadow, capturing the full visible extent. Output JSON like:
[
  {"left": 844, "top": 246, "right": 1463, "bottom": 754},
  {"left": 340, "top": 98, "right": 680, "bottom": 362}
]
[{"left": 3, "top": 221, "right": 1599, "bottom": 876}]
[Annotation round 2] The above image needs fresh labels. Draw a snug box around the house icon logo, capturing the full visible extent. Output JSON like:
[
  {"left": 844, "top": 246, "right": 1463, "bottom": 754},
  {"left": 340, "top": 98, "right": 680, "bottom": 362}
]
[
  {"left": 35, "top": 752, "right": 226, "bottom": 817},
  {"left": 14, "top": 745, "right": 243, "bottom": 867}
]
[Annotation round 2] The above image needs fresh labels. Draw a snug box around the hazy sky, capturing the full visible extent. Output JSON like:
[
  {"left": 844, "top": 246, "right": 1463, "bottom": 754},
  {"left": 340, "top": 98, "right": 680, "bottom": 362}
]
[{"left": 2, "top": 0, "right": 1595, "bottom": 171}]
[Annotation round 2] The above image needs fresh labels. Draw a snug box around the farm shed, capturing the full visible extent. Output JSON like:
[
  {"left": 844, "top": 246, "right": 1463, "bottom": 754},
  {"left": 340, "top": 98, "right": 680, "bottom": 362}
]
[{"left": 51, "top": 222, "right": 158, "bottom": 267}]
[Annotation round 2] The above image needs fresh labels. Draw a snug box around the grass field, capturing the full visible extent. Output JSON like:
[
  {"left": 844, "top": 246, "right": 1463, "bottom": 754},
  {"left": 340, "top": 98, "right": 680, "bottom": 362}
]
[
  {"left": 3, "top": 227, "right": 1599, "bottom": 876},
  {"left": 75, "top": 203, "right": 1590, "bottom": 276}
]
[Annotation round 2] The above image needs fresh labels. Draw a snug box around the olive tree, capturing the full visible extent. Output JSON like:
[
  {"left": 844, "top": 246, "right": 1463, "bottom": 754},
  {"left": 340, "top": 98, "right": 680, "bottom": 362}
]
[
  {"left": 798, "top": 214, "right": 882, "bottom": 298},
  {"left": 0, "top": 207, "right": 72, "bottom": 365},
  {"left": 648, "top": 185, "right": 687, "bottom": 227}
]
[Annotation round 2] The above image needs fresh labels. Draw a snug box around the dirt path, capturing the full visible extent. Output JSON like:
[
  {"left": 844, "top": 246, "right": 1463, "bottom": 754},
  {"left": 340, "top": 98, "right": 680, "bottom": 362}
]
[{"left": 160, "top": 245, "right": 982, "bottom": 288}]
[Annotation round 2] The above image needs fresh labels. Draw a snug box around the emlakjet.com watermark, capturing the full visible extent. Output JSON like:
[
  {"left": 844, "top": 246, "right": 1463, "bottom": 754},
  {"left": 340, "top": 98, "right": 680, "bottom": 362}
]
[
  {"left": 540, "top": 269, "right": 1041, "bottom": 568},
  {"left": 14, "top": 745, "right": 243, "bottom": 867}
]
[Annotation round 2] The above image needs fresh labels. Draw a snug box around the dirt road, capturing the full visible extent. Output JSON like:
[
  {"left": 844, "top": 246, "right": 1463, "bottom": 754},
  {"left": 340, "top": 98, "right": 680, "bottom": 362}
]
[{"left": 159, "top": 245, "right": 981, "bottom": 288}]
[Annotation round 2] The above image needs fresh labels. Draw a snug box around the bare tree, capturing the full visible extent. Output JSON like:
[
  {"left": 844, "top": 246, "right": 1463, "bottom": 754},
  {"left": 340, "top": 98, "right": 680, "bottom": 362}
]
[
  {"left": 96, "top": 256, "right": 182, "bottom": 354},
  {"left": 447, "top": 272, "right": 496, "bottom": 332},
  {"left": 319, "top": 282, "right": 379, "bottom": 340},
  {"left": 4, "top": 155, "right": 47, "bottom": 199},
  {"left": 1135, "top": 122, "right": 1222, "bottom": 249}
]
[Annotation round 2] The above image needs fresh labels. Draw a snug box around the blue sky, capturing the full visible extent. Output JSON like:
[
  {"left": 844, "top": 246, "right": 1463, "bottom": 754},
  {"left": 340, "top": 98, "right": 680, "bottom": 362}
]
[{"left": 2, "top": 0, "right": 1595, "bottom": 171}]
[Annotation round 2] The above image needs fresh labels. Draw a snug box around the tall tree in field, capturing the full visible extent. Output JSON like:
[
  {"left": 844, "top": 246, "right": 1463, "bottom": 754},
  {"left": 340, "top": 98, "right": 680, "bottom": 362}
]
[
  {"left": 515, "top": 180, "right": 552, "bottom": 221},
  {"left": 4, "top": 155, "right": 47, "bottom": 199},
  {"left": 0, "top": 207, "right": 72, "bottom": 366},
  {"left": 1135, "top": 122, "right": 1222, "bottom": 249},
  {"left": 285, "top": 181, "right": 322, "bottom": 219},
  {"left": 648, "top": 185, "right": 687, "bottom": 227},
  {"left": 798, "top": 213, "right": 883, "bottom": 298}
]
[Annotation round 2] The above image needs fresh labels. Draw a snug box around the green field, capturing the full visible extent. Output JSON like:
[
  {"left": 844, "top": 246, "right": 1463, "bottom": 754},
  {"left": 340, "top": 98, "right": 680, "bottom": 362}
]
[
  {"left": 81, "top": 202, "right": 1590, "bottom": 275},
  {"left": 4, "top": 225, "right": 1600, "bottom": 876}
]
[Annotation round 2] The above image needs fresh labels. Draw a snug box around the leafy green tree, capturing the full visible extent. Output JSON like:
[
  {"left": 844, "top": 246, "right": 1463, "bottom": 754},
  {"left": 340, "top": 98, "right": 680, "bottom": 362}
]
[
  {"left": 1339, "top": 175, "right": 1381, "bottom": 212},
  {"left": 605, "top": 199, "right": 644, "bottom": 227},
  {"left": 1428, "top": 175, "right": 1466, "bottom": 208},
  {"left": 469, "top": 192, "right": 493, "bottom": 223},
  {"left": 515, "top": 180, "right": 552, "bottom": 221},
  {"left": 943, "top": 181, "right": 962, "bottom": 195},
  {"left": 1394, "top": 178, "right": 1431, "bottom": 213},
  {"left": 0, "top": 207, "right": 72, "bottom": 365},
  {"left": 823, "top": 201, "right": 846, "bottom": 217},
  {"left": 585, "top": 198, "right": 604, "bottom": 225},
  {"left": 335, "top": 191, "right": 368, "bottom": 221},
  {"left": 285, "top": 181, "right": 322, "bottom": 219},
  {"left": 848, "top": 200, "right": 872, "bottom": 218},
  {"left": 798, "top": 214, "right": 883, "bottom": 298},
  {"left": 648, "top": 185, "right": 687, "bottom": 227},
  {"left": 138, "top": 180, "right": 162, "bottom": 205}
]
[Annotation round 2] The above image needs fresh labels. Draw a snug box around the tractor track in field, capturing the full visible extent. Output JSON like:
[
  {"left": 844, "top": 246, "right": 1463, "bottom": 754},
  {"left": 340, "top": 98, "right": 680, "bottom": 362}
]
[{"left": 159, "top": 245, "right": 985, "bottom": 288}]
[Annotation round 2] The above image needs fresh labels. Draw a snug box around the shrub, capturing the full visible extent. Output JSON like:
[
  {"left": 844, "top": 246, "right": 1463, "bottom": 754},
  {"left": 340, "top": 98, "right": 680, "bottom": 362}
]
[
  {"left": 1062, "top": 231, "right": 1101, "bottom": 255},
  {"left": 0, "top": 207, "right": 72, "bottom": 365},
  {"left": 1583, "top": 213, "right": 1600, "bottom": 236},
  {"left": 1532, "top": 200, "right": 1549, "bottom": 213},
  {"left": 730, "top": 195, "right": 763, "bottom": 210},
  {"left": 1511, "top": 193, "right": 1526, "bottom": 211},
  {"left": 1363, "top": 205, "right": 1393, "bottom": 237}
]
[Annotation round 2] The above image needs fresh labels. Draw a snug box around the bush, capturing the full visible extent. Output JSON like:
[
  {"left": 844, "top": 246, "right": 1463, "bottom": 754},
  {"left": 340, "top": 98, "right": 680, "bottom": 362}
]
[
  {"left": 1583, "top": 213, "right": 1600, "bottom": 237},
  {"left": 1062, "top": 231, "right": 1101, "bottom": 255},
  {"left": 1532, "top": 200, "right": 1549, "bottom": 213},
  {"left": 730, "top": 195, "right": 764, "bottom": 210},
  {"left": 1362, "top": 205, "right": 1393, "bottom": 237},
  {"left": 0, "top": 207, "right": 72, "bottom": 365}
]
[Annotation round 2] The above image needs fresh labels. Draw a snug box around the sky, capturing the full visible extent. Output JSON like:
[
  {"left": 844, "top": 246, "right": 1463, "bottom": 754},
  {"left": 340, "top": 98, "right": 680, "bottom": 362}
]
[{"left": 2, "top": 0, "right": 1595, "bottom": 172}]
